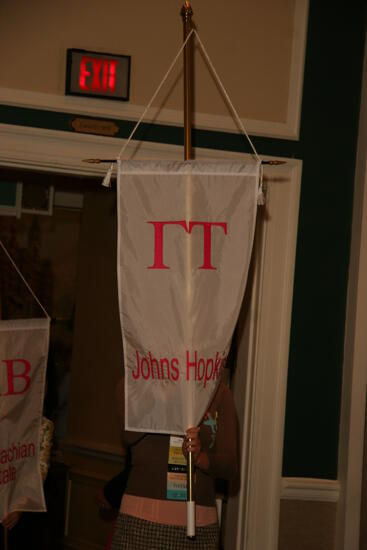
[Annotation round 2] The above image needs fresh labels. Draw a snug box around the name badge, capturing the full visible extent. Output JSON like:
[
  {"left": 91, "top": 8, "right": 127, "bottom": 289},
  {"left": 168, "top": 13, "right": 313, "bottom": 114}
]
[{"left": 167, "top": 436, "right": 187, "bottom": 500}]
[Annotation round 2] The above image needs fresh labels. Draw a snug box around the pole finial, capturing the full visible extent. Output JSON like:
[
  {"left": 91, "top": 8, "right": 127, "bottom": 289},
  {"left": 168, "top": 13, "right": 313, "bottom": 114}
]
[
  {"left": 181, "top": 1, "right": 193, "bottom": 21},
  {"left": 181, "top": 2, "right": 194, "bottom": 161}
]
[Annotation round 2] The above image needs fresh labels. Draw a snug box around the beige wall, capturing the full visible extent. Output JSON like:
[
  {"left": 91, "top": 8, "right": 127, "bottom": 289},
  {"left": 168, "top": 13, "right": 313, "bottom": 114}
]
[
  {"left": 279, "top": 500, "right": 337, "bottom": 550},
  {"left": 0, "top": 0, "right": 295, "bottom": 124}
]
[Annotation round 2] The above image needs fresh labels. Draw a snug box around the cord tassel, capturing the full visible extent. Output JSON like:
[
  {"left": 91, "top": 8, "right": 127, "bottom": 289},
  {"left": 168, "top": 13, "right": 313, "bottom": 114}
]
[{"left": 102, "top": 163, "right": 115, "bottom": 188}]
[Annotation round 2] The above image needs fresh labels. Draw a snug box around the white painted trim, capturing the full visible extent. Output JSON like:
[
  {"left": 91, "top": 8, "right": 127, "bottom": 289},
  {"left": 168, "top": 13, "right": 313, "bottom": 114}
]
[
  {"left": 337, "top": 29, "right": 367, "bottom": 550},
  {"left": 281, "top": 478, "right": 340, "bottom": 503},
  {"left": 285, "top": 0, "right": 309, "bottom": 139},
  {"left": 223, "top": 160, "right": 302, "bottom": 550},
  {"left": 0, "top": 122, "right": 183, "bottom": 176},
  {"left": 0, "top": 181, "right": 22, "bottom": 217},
  {"left": 0, "top": 121, "right": 289, "bottom": 178},
  {"left": 0, "top": 1, "right": 308, "bottom": 141},
  {"left": 247, "top": 162, "right": 301, "bottom": 550}
]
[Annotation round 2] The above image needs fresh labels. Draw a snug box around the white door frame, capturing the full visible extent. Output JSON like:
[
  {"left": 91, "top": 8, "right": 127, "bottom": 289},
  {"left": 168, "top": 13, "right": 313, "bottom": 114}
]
[
  {"left": 224, "top": 160, "right": 301, "bottom": 550},
  {"left": 0, "top": 123, "right": 301, "bottom": 549}
]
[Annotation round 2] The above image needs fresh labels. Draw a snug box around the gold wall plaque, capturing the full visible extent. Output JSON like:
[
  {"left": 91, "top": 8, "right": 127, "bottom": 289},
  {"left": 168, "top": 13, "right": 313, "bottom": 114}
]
[{"left": 71, "top": 117, "right": 119, "bottom": 137}]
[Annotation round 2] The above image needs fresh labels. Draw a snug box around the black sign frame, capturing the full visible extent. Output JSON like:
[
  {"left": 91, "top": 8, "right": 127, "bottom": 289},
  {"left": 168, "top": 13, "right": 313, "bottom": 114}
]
[{"left": 65, "top": 48, "right": 131, "bottom": 102}]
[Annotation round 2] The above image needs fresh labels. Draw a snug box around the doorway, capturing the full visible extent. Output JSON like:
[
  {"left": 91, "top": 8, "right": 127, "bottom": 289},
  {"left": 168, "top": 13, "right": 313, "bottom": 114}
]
[{"left": 0, "top": 141, "right": 302, "bottom": 549}]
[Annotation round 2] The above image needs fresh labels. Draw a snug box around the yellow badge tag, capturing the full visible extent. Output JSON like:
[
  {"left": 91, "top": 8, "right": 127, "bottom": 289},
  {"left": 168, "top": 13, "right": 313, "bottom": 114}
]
[{"left": 167, "top": 436, "right": 187, "bottom": 500}]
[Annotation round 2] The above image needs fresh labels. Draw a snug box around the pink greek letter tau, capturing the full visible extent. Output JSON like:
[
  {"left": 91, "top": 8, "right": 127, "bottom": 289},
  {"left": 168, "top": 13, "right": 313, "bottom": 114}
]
[{"left": 147, "top": 220, "right": 227, "bottom": 270}]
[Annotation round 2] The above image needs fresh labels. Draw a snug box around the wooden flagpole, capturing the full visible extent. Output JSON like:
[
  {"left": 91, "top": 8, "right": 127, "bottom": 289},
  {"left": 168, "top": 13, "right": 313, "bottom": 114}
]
[
  {"left": 181, "top": 0, "right": 195, "bottom": 539},
  {"left": 181, "top": 1, "right": 193, "bottom": 161}
]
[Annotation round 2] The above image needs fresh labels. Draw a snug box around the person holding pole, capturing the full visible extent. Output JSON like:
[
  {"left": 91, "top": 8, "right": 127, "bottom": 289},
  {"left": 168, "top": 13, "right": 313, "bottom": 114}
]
[{"left": 110, "top": 376, "right": 238, "bottom": 550}]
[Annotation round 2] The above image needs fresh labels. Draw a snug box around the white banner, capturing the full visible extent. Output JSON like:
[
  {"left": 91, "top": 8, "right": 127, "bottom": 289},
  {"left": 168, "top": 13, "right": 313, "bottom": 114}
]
[
  {"left": 0, "top": 318, "right": 50, "bottom": 521},
  {"left": 117, "top": 160, "right": 260, "bottom": 434}
]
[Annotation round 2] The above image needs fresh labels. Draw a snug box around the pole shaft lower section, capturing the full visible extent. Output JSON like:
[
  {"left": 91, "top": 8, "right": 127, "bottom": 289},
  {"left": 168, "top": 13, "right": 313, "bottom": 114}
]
[{"left": 181, "top": 1, "right": 195, "bottom": 539}]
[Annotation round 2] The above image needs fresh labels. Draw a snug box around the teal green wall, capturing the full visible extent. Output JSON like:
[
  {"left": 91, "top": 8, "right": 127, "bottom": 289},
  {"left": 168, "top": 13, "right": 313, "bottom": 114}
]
[{"left": 283, "top": 2, "right": 366, "bottom": 479}]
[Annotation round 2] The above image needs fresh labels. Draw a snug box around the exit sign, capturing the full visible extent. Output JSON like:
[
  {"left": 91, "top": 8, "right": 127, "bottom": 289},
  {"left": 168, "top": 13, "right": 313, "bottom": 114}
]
[{"left": 66, "top": 49, "right": 131, "bottom": 101}]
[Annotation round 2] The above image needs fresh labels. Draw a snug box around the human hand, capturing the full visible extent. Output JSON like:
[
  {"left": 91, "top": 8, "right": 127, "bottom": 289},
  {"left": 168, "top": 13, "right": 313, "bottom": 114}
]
[
  {"left": 2, "top": 511, "right": 22, "bottom": 530},
  {"left": 182, "top": 427, "right": 201, "bottom": 463}
]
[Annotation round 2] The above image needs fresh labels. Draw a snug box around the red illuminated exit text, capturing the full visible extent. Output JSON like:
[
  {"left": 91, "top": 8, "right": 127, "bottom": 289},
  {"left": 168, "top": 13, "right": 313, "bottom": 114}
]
[{"left": 79, "top": 56, "right": 117, "bottom": 93}]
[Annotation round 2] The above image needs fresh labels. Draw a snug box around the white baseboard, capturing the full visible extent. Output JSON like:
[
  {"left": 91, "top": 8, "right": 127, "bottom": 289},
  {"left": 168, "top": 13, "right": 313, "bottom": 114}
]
[{"left": 281, "top": 477, "right": 340, "bottom": 503}]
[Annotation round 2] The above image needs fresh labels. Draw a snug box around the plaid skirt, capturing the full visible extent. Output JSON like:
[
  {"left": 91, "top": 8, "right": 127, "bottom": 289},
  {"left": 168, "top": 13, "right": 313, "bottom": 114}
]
[{"left": 110, "top": 513, "right": 219, "bottom": 550}]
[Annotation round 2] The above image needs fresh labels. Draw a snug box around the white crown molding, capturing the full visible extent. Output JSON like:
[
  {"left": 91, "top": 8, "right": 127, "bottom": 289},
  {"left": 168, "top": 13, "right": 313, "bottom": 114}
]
[
  {"left": 0, "top": 1, "right": 308, "bottom": 141},
  {"left": 0, "top": 76, "right": 297, "bottom": 145},
  {"left": 0, "top": 122, "right": 284, "bottom": 178},
  {"left": 0, "top": 123, "right": 182, "bottom": 176},
  {"left": 281, "top": 477, "right": 340, "bottom": 502},
  {"left": 0, "top": 84, "right": 298, "bottom": 140}
]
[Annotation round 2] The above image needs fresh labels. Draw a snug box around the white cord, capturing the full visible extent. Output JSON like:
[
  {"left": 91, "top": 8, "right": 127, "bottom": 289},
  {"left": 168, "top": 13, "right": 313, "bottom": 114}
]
[
  {"left": 116, "top": 29, "right": 261, "bottom": 163},
  {"left": 193, "top": 30, "right": 261, "bottom": 163},
  {"left": 0, "top": 240, "right": 50, "bottom": 319},
  {"left": 117, "top": 29, "right": 195, "bottom": 160}
]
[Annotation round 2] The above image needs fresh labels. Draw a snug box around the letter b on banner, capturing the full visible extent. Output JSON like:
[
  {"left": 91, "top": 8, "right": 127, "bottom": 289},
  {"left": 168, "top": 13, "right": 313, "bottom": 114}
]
[
  {"left": 0, "top": 317, "right": 50, "bottom": 521},
  {"left": 0, "top": 359, "right": 31, "bottom": 395}
]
